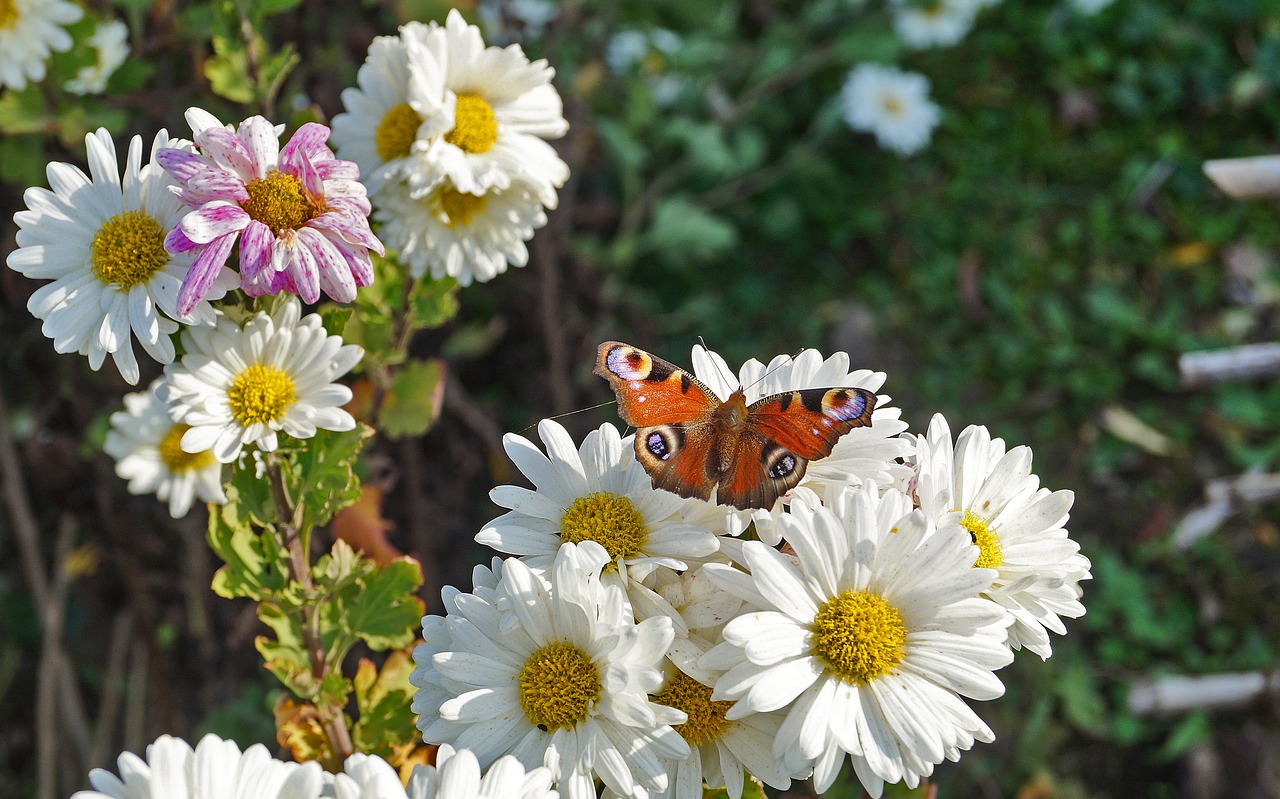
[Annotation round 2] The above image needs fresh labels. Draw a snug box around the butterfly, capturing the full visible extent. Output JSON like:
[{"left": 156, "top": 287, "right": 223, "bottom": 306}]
[{"left": 593, "top": 341, "right": 877, "bottom": 510}]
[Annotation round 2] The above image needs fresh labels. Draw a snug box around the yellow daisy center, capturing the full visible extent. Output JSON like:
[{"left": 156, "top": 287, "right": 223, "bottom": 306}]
[
  {"left": 811, "top": 590, "right": 907, "bottom": 684},
  {"left": 226, "top": 363, "right": 297, "bottom": 426},
  {"left": 444, "top": 93, "right": 499, "bottom": 154},
  {"left": 158, "top": 424, "right": 215, "bottom": 472},
  {"left": 559, "top": 491, "right": 648, "bottom": 568},
  {"left": 241, "top": 170, "right": 325, "bottom": 233},
  {"left": 518, "top": 641, "right": 601, "bottom": 731},
  {"left": 652, "top": 671, "right": 731, "bottom": 748},
  {"left": 0, "top": 0, "right": 18, "bottom": 29},
  {"left": 375, "top": 102, "right": 422, "bottom": 162},
  {"left": 434, "top": 185, "right": 488, "bottom": 227},
  {"left": 881, "top": 93, "right": 905, "bottom": 117},
  {"left": 959, "top": 509, "right": 1004, "bottom": 569},
  {"left": 90, "top": 210, "right": 170, "bottom": 291}
]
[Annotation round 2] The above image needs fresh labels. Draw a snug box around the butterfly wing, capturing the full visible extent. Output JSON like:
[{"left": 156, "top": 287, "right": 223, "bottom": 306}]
[
  {"left": 715, "top": 387, "right": 878, "bottom": 510},
  {"left": 594, "top": 341, "right": 722, "bottom": 500}
]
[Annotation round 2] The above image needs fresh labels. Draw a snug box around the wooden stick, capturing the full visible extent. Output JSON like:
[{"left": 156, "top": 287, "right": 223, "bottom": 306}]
[
  {"left": 1172, "top": 471, "right": 1280, "bottom": 548},
  {"left": 1179, "top": 343, "right": 1280, "bottom": 387},
  {"left": 1128, "top": 670, "right": 1280, "bottom": 715}
]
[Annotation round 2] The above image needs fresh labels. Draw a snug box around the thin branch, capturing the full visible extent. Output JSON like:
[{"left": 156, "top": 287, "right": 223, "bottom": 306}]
[{"left": 1179, "top": 342, "right": 1280, "bottom": 387}]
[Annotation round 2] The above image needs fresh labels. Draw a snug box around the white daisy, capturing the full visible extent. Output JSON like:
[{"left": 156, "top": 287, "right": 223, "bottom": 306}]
[
  {"left": 375, "top": 176, "right": 548, "bottom": 285},
  {"left": 72, "top": 732, "right": 324, "bottom": 799},
  {"left": 329, "top": 746, "right": 559, "bottom": 799},
  {"left": 0, "top": 0, "right": 81, "bottom": 91},
  {"left": 478, "top": 0, "right": 559, "bottom": 44},
  {"left": 402, "top": 9, "right": 569, "bottom": 207},
  {"left": 331, "top": 25, "right": 446, "bottom": 197},
  {"left": 6, "top": 128, "right": 238, "bottom": 384},
  {"left": 910, "top": 413, "right": 1090, "bottom": 659},
  {"left": 890, "top": 0, "right": 978, "bottom": 49},
  {"left": 702, "top": 483, "right": 1013, "bottom": 796},
  {"left": 476, "top": 419, "right": 720, "bottom": 608},
  {"left": 839, "top": 64, "right": 941, "bottom": 156},
  {"left": 688, "top": 344, "right": 913, "bottom": 540},
  {"left": 65, "top": 18, "right": 130, "bottom": 95},
  {"left": 410, "top": 542, "right": 691, "bottom": 799},
  {"left": 104, "top": 378, "right": 226, "bottom": 518},
  {"left": 159, "top": 298, "right": 362, "bottom": 463}
]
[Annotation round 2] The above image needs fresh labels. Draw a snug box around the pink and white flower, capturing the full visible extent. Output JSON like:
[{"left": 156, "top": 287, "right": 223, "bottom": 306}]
[{"left": 158, "top": 108, "right": 384, "bottom": 314}]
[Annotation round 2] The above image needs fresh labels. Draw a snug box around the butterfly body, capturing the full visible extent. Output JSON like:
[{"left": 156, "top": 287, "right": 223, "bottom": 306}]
[{"left": 594, "top": 341, "right": 876, "bottom": 510}]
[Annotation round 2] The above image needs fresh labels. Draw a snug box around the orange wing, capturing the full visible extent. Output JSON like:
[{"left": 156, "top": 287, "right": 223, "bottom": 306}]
[
  {"left": 593, "top": 341, "right": 720, "bottom": 427},
  {"left": 715, "top": 387, "right": 877, "bottom": 510}
]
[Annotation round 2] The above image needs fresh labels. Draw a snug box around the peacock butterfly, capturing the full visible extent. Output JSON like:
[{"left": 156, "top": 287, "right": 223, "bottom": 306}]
[{"left": 593, "top": 341, "right": 877, "bottom": 510}]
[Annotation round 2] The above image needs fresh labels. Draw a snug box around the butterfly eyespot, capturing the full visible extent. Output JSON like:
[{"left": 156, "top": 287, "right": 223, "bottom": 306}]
[
  {"left": 646, "top": 430, "right": 675, "bottom": 461},
  {"left": 762, "top": 444, "right": 799, "bottom": 479}
]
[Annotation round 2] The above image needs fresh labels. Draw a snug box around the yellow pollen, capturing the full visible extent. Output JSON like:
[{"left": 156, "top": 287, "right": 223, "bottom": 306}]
[
  {"left": 652, "top": 671, "right": 731, "bottom": 748},
  {"left": 158, "top": 424, "right": 215, "bottom": 472},
  {"left": 444, "top": 93, "right": 499, "bottom": 154},
  {"left": 559, "top": 491, "right": 648, "bottom": 568},
  {"left": 811, "top": 590, "right": 907, "bottom": 684},
  {"left": 881, "top": 94, "right": 905, "bottom": 116},
  {"left": 226, "top": 364, "right": 297, "bottom": 426},
  {"left": 434, "top": 185, "right": 488, "bottom": 227},
  {"left": 241, "top": 170, "right": 325, "bottom": 233},
  {"left": 0, "top": 0, "right": 17, "bottom": 29},
  {"left": 90, "top": 210, "right": 170, "bottom": 290},
  {"left": 959, "top": 510, "right": 1004, "bottom": 569},
  {"left": 375, "top": 103, "right": 422, "bottom": 162},
  {"left": 518, "top": 641, "right": 601, "bottom": 731}
]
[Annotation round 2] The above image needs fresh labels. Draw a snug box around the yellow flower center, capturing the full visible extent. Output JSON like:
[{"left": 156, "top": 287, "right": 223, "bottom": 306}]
[
  {"left": 90, "top": 210, "right": 170, "bottom": 291},
  {"left": 444, "top": 93, "right": 499, "bottom": 154},
  {"left": 226, "top": 364, "right": 297, "bottom": 426},
  {"left": 158, "top": 424, "right": 215, "bottom": 472},
  {"left": 811, "top": 590, "right": 907, "bottom": 684},
  {"left": 881, "top": 94, "right": 905, "bottom": 117},
  {"left": 559, "top": 491, "right": 648, "bottom": 568},
  {"left": 374, "top": 102, "right": 422, "bottom": 162},
  {"left": 652, "top": 671, "right": 731, "bottom": 748},
  {"left": 241, "top": 170, "right": 325, "bottom": 233},
  {"left": 518, "top": 641, "right": 601, "bottom": 731},
  {"left": 0, "top": 0, "right": 17, "bottom": 29},
  {"left": 959, "top": 509, "right": 1004, "bottom": 569},
  {"left": 433, "top": 185, "right": 488, "bottom": 227}
]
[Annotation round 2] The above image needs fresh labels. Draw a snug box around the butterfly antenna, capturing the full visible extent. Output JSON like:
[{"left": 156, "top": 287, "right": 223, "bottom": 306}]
[
  {"left": 739, "top": 347, "right": 807, "bottom": 393},
  {"left": 516, "top": 400, "right": 618, "bottom": 433},
  {"left": 696, "top": 336, "right": 741, "bottom": 390}
]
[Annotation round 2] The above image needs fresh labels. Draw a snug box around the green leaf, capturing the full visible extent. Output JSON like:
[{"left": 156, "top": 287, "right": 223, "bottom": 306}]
[
  {"left": 646, "top": 198, "right": 738, "bottom": 262},
  {"left": 407, "top": 275, "right": 460, "bottom": 331},
  {"left": 1156, "top": 710, "right": 1212, "bottom": 762},
  {"left": 255, "top": 602, "right": 313, "bottom": 697},
  {"left": 206, "top": 35, "right": 255, "bottom": 104},
  {"left": 207, "top": 494, "right": 290, "bottom": 601},
  {"left": 379, "top": 358, "right": 447, "bottom": 440},
  {"left": 351, "top": 649, "right": 421, "bottom": 759},
  {"left": 340, "top": 557, "right": 425, "bottom": 652},
  {"left": 318, "top": 305, "right": 354, "bottom": 337},
  {"left": 0, "top": 88, "right": 50, "bottom": 135},
  {"left": 280, "top": 425, "right": 375, "bottom": 532}
]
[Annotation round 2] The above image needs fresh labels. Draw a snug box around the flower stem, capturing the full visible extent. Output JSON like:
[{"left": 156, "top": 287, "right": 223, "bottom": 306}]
[{"left": 266, "top": 454, "right": 354, "bottom": 764}]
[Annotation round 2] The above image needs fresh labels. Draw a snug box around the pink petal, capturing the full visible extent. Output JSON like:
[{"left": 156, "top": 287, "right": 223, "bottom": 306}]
[
  {"left": 286, "top": 240, "right": 321, "bottom": 303},
  {"left": 194, "top": 127, "right": 255, "bottom": 181},
  {"left": 280, "top": 123, "right": 332, "bottom": 167},
  {"left": 238, "top": 220, "right": 275, "bottom": 285},
  {"left": 179, "top": 201, "right": 250, "bottom": 244},
  {"left": 310, "top": 210, "right": 383, "bottom": 254},
  {"left": 336, "top": 236, "right": 375, "bottom": 287},
  {"left": 165, "top": 226, "right": 199, "bottom": 254},
  {"left": 237, "top": 116, "right": 280, "bottom": 177},
  {"left": 297, "top": 227, "right": 356, "bottom": 302},
  {"left": 186, "top": 171, "right": 250, "bottom": 205},
  {"left": 157, "top": 148, "right": 207, "bottom": 184},
  {"left": 287, "top": 145, "right": 325, "bottom": 197},
  {"left": 179, "top": 233, "right": 237, "bottom": 316},
  {"left": 316, "top": 159, "right": 359, "bottom": 181}
]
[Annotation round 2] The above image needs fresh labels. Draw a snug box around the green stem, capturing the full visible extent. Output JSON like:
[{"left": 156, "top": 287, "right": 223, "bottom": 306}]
[{"left": 266, "top": 454, "right": 354, "bottom": 764}]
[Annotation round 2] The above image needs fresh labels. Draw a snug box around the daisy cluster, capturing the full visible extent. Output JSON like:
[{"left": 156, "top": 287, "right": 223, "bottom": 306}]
[
  {"left": 409, "top": 345, "right": 1091, "bottom": 799},
  {"left": 6, "top": 107, "right": 380, "bottom": 516},
  {"left": 331, "top": 9, "right": 569, "bottom": 286}
]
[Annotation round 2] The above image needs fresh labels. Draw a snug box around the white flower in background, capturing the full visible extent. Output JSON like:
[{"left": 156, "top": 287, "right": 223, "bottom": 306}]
[
  {"left": 412, "top": 542, "right": 690, "bottom": 799},
  {"left": 160, "top": 298, "right": 362, "bottom": 463},
  {"left": 329, "top": 747, "right": 558, "bottom": 799},
  {"left": 104, "top": 379, "right": 226, "bottom": 518},
  {"left": 890, "top": 0, "right": 978, "bottom": 49},
  {"left": 6, "top": 128, "right": 237, "bottom": 384},
  {"left": 0, "top": 0, "right": 81, "bottom": 91},
  {"left": 65, "top": 18, "right": 129, "bottom": 94},
  {"left": 375, "top": 177, "right": 548, "bottom": 285},
  {"left": 702, "top": 484, "right": 1013, "bottom": 797},
  {"left": 332, "top": 26, "right": 445, "bottom": 196},
  {"left": 476, "top": 420, "right": 720, "bottom": 605},
  {"left": 910, "top": 413, "right": 1090, "bottom": 658},
  {"left": 72, "top": 733, "right": 323, "bottom": 799},
  {"left": 1070, "top": 0, "right": 1116, "bottom": 14},
  {"left": 687, "top": 344, "right": 913, "bottom": 540},
  {"left": 840, "top": 63, "right": 941, "bottom": 156},
  {"left": 478, "top": 0, "right": 558, "bottom": 44},
  {"left": 402, "top": 9, "right": 569, "bottom": 207}
]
